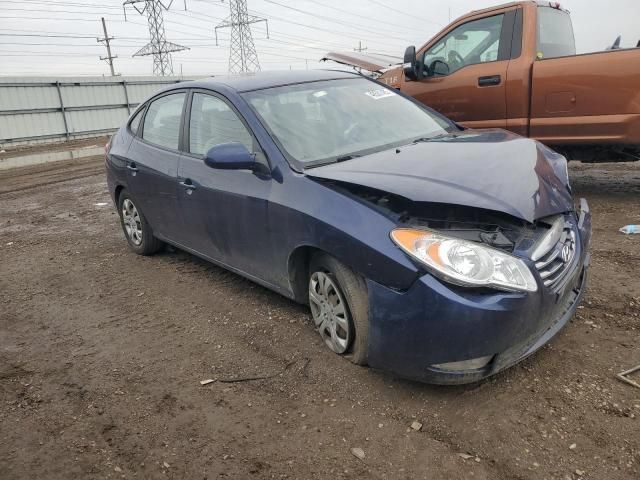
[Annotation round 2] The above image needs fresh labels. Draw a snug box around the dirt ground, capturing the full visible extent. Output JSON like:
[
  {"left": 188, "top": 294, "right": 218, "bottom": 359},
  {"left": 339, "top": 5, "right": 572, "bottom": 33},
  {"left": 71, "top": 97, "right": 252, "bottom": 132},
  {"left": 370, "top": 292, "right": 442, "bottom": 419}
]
[{"left": 1, "top": 153, "right": 639, "bottom": 480}]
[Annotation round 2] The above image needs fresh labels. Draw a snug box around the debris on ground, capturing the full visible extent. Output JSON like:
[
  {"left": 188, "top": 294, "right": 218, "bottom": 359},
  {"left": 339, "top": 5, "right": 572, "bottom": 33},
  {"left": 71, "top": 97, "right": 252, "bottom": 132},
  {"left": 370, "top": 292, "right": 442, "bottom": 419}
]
[
  {"left": 457, "top": 453, "right": 474, "bottom": 460},
  {"left": 616, "top": 364, "right": 640, "bottom": 389},
  {"left": 94, "top": 202, "right": 108, "bottom": 207},
  {"left": 200, "top": 379, "right": 216, "bottom": 386},
  {"left": 350, "top": 447, "right": 365, "bottom": 461},
  {"left": 619, "top": 225, "right": 640, "bottom": 234},
  {"left": 217, "top": 357, "right": 310, "bottom": 383},
  {"left": 410, "top": 420, "right": 423, "bottom": 431}
]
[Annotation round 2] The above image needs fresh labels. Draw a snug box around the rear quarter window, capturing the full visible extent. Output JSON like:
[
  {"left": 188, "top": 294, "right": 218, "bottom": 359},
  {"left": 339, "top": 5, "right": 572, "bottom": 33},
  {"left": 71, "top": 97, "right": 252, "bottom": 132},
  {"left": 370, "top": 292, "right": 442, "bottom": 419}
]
[
  {"left": 142, "top": 93, "right": 186, "bottom": 150},
  {"left": 128, "top": 107, "right": 144, "bottom": 136},
  {"left": 537, "top": 7, "right": 576, "bottom": 59}
]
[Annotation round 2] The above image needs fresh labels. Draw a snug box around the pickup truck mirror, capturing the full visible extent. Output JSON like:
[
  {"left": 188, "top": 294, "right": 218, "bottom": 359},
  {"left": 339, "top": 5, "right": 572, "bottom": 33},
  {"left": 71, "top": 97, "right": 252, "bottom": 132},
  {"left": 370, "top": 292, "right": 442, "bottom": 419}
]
[
  {"left": 403, "top": 45, "right": 420, "bottom": 81},
  {"left": 428, "top": 59, "right": 450, "bottom": 76}
]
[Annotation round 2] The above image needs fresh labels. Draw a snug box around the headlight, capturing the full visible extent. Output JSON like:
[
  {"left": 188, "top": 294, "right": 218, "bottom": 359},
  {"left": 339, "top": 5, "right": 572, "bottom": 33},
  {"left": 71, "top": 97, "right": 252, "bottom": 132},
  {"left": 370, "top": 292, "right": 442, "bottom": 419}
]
[{"left": 391, "top": 228, "right": 538, "bottom": 293}]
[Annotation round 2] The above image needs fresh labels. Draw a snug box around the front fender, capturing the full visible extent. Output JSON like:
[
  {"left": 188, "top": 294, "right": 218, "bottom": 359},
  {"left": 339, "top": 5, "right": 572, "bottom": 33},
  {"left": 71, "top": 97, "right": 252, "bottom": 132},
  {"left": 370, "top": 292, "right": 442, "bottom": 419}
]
[{"left": 269, "top": 175, "right": 421, "bottom": 294}]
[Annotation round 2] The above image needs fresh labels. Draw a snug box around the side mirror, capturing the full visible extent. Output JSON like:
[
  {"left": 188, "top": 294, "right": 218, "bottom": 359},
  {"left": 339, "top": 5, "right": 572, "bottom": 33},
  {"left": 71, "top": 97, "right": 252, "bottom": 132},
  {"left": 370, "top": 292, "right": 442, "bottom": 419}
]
[
  {"left": 204, "top": 142, "right": 257, "bottom": 170},
  {"left": 403, "top": 45, "right": 419, "bottom": 81},
  {"left": 429, "top": 59, "right": 450, "bottom": 76}
]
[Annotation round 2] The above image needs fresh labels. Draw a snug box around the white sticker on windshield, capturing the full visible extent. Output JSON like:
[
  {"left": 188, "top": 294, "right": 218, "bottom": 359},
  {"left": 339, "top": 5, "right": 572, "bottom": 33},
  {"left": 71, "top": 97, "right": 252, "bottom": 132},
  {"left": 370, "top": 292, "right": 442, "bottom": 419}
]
[
  {"left": 364, "top": 88, "right": 395, "bottom": 100},
  {"left": 313, "top": 90, "right": 328, "bottom": 98}
]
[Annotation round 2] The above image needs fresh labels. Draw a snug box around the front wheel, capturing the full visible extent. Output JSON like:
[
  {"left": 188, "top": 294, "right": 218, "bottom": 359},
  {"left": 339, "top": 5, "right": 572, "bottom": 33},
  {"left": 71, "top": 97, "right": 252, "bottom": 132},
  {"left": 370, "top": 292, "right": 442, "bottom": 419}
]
[
  {"left": 117, "top": 190, "right": 163, "bottom": 256},
  {"left": 308, "top": 253, "right": 369, "bottom": 365}
]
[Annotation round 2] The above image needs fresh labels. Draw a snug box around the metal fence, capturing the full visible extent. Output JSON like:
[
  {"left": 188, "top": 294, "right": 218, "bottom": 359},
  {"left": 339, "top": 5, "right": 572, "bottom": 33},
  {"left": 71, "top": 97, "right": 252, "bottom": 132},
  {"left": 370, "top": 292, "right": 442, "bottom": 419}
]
[{"left": 0, "top": 76, "right": 197, "bottom": 147}]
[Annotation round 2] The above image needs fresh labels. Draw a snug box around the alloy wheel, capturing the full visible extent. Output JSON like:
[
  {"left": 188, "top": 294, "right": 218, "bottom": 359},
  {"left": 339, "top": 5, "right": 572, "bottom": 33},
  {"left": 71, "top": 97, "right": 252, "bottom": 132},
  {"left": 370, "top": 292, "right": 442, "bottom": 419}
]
[
  {"left": 309, "top": 271, "right": 351, "bottom": 354},
  {"left": 122, "top": 198, "right": 143, "bottom": 246}
]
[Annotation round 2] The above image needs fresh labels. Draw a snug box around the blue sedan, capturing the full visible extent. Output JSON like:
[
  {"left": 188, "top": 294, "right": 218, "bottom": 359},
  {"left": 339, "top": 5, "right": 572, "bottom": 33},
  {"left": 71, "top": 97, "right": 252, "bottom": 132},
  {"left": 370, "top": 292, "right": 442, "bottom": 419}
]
[{"left": 106, "top": 70, "right": 591, "bottom": 384}]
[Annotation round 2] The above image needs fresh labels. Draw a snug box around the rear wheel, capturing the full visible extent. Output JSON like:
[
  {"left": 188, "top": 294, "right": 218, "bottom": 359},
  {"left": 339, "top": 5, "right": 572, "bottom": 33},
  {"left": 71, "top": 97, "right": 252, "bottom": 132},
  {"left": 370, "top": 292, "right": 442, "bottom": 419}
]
[
  {"left": 117, "top": 190, "right": 163, "bottom": 255},
  {"left": 308, "top": 253, "right": 368, "bottom": 365}
]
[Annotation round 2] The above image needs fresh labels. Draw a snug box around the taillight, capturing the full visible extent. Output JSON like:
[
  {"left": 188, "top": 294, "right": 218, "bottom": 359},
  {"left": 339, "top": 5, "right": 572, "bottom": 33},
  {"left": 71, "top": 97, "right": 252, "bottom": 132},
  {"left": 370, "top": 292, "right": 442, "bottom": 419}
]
[{"left": 105, "top": 137, "right": 112, "bottom": 154}]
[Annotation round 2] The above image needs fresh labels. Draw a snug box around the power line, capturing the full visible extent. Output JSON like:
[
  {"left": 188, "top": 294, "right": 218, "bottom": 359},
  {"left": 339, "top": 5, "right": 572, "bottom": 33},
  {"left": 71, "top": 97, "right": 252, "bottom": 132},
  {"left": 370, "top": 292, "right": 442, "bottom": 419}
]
[
  {"left": 302, "top": 0, "right": 428, "bottom": 33},
  {"left": 246, "top": 6, "right": 411, "bottom": 47},
  {"left": 262, "top": 0, "right": 416, "bottom": 42},
  {"left": 366, "top": 0, "right": 444, "bottom": 26}
]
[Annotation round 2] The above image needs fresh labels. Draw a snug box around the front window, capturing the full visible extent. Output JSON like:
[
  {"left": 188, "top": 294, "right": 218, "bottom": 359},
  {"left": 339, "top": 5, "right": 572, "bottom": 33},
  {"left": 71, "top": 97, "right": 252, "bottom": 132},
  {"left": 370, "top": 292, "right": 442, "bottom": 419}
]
[
  {"left": 423, "top": 14, "right": 505, "bottom": 75},
  {"left": 142, "top": 93, "right": 185, "bottom": 150},
  {"left": 243, "top": 78, "right": 452, "bottom": 168},
  {"left": 188, "top": 93, "right": 254, "bottom": 156},
  {"left": 537, "top": 7, "right": 576, "bottom": 59}
]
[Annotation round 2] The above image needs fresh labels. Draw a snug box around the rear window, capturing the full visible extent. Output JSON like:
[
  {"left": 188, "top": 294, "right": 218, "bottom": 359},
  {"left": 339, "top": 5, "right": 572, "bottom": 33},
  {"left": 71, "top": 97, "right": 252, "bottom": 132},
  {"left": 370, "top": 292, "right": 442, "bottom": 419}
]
[{"left": 537, "top": 7, "right": 576, "bottom": 59}]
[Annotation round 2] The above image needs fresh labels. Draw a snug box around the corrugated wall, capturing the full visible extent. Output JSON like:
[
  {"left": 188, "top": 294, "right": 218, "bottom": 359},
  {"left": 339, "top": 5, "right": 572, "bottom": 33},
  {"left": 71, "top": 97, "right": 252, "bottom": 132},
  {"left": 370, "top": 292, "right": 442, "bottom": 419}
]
[{"left": 0, "top": 76, "right": 198, "bottom": 147}]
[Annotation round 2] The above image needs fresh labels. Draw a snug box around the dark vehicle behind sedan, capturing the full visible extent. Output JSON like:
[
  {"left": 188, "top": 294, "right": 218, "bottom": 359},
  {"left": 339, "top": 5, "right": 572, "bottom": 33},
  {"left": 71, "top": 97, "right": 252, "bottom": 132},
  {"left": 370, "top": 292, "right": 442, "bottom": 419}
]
[{"left": 105, "top": 70, "right": 591, "bottom": 384}]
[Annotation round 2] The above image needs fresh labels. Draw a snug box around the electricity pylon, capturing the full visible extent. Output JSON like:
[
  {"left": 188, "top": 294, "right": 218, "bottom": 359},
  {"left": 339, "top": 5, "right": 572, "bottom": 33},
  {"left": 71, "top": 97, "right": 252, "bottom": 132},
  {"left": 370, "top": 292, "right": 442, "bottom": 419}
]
[
  {"left": 123, "top": 0, "right": 188, "bottom": 76},
  {"left": 215, "top": 0, "right": 268, "bottom": 74}
]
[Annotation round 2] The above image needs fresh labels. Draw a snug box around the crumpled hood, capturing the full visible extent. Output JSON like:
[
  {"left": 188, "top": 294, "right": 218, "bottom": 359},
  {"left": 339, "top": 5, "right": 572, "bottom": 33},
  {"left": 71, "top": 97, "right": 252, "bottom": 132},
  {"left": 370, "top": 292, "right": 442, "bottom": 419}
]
[{"left": 305, "top": 130, "right": 573, "bottom": 223}]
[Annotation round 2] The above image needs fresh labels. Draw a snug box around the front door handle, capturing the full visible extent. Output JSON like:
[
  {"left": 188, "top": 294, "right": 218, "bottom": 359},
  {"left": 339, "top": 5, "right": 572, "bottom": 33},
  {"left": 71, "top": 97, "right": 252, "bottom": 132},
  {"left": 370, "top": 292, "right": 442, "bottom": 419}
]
[
  {"left": 478, "top": 75, "right": 502, "bottom": 87},
  {"left": 179, "top": 179, "right": 197, "bottom": 192},
  {"left": 127, "top": 163, "right": 138, "bottom": 172}
]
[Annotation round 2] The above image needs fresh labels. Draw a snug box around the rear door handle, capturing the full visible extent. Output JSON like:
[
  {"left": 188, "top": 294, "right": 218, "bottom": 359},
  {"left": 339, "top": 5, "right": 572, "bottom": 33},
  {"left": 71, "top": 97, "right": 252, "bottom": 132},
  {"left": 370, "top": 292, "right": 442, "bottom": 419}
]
[
  {"left": 478, "top": 75, "right": 502, "bottom": 87},
  {"left": 126, "top": 163, "right": 138, "bottom": 172}
]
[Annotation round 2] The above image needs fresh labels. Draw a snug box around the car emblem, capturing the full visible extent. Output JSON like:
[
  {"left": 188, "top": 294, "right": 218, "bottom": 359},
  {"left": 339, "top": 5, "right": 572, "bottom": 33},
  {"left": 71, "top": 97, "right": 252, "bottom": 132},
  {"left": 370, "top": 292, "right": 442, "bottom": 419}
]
[{"left": 561, "top": 243, "right": 572, "bottom": 263}]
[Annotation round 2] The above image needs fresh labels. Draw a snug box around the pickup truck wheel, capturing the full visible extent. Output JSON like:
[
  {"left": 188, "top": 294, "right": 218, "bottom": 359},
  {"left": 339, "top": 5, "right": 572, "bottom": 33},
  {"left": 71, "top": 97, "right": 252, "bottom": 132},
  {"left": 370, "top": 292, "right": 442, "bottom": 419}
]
[
  {"left": 117, "top": 190, "right": 163, "bottom": 256},
  {"left": 308, "top": 253, "right": 368, "bottom": 365}
]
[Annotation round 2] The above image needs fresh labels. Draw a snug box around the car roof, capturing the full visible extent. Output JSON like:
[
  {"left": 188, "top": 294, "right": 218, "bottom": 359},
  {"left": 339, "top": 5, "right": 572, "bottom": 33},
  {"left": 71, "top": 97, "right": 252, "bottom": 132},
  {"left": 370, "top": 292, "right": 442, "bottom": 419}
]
[{"left": 176, "top": 69, "right": 361, "bottom": 93}]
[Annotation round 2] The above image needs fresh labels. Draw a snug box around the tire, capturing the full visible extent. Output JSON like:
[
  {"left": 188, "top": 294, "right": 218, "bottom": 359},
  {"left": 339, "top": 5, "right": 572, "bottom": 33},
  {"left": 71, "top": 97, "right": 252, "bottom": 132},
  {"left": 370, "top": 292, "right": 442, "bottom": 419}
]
[
  {"left": 308, "top": 253, "right": 369, "bottom": 365},
  {"left": 117, "top": 189, "right": 163, "bottom": 256}
]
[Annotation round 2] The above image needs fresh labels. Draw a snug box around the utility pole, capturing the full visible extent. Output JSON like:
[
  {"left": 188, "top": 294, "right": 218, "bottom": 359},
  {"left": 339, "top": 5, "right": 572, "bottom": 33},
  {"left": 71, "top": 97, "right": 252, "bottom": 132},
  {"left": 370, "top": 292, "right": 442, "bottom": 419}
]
[
  {"left": 215, "top": 0, "right": 268, "bottom": 74},
  {"left": 354, "top": 41, "right": 367, "bottom": 53},
  {"left": 98, "top": 17, "right": 118, "bottom": 76},
  {"left": 123, "top": 0, "right": 189, "bottom": 76}
]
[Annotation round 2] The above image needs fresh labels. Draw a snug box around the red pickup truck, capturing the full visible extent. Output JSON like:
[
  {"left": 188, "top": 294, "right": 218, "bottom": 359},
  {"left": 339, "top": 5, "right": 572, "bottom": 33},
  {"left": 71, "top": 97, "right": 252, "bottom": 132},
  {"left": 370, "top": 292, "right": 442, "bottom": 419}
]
[{"left": 323, "top": 1, "right": 640, "bottom": 162}]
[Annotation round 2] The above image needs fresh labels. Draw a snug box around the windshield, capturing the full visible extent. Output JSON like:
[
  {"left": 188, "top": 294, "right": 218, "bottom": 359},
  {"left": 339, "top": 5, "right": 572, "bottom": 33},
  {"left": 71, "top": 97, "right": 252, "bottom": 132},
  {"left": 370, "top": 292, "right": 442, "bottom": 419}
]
[
  {"left": 537, "top": 7, "right": 576, "bottom": 59},
  {"left": 243, "top": 78, "right": 452, "bottom": 168}
]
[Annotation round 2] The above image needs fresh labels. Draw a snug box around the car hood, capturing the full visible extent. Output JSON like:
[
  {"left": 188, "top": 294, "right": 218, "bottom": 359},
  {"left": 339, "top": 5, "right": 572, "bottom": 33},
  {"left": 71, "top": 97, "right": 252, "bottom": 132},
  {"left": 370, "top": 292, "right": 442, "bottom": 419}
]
[{"left": 304, "top": 130, "right": 573, "bottom": 223}]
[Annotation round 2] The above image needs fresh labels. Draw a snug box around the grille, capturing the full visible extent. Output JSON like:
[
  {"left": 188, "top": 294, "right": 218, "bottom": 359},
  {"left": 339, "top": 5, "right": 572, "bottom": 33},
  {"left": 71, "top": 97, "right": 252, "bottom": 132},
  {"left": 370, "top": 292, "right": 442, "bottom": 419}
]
[{"left": 534, "top": 220, "right": 577, "bottom": 288}]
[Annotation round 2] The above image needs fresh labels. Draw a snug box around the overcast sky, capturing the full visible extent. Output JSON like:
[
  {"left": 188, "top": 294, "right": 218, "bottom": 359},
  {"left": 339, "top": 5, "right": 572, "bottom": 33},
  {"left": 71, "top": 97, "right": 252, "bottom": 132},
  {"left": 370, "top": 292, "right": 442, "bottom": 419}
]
[{"left": 0, "top": 0, "right": 638, "bottom": 77}]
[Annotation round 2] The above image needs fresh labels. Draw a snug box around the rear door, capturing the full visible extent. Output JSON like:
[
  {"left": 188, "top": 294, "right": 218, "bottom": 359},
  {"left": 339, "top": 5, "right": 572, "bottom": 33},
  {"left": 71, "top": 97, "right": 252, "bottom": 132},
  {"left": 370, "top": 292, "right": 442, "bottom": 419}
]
[
  {"left": 126, "top": 91, "right": 187, "bottom": 240},
  {"left": 176, "top": 90, "right": 275, "bottom": 281},
  {"left": 402, "top": 11, "right": 517, "bottom": 129}
]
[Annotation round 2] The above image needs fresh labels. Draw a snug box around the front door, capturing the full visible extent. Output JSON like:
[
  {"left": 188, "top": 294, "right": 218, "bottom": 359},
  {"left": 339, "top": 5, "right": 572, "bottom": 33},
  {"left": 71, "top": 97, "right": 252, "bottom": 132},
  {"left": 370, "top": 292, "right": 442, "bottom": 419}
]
[
  {"left": 403, "top": 12, "right": 513, "bottom": 129},
  {"left": 176, "top": 91, "right": 275, "bottom": 283},
  {"left": 126, "top": 91, "right": 186, "bottom": 240}
]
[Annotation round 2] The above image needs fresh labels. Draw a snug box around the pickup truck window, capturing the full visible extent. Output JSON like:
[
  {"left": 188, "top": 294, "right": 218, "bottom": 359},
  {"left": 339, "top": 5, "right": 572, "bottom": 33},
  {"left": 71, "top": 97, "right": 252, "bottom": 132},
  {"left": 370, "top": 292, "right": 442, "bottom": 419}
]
[
  {"left": 537, "top": 7, "right": 576, "bottom": 59},
  {"left": 423, "top": 14, "right": 505, "bottom": 75}
]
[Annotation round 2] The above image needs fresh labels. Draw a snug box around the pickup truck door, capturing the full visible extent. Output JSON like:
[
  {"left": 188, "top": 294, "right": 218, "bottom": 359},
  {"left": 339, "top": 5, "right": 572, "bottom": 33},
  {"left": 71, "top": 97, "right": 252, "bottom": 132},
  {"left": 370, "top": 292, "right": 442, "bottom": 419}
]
[{"left": 402, "top": 11, "right": 519, "bottom": 129}]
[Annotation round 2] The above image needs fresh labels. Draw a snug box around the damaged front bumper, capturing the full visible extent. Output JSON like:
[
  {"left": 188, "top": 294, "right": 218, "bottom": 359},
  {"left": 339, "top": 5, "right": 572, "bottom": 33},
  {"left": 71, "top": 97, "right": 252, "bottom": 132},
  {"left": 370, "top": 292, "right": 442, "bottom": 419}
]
[{"left": 365, "top": 200, "right": 592, "bottom": 385}]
